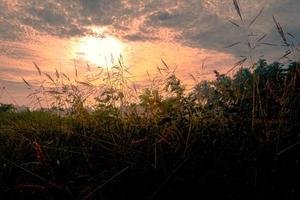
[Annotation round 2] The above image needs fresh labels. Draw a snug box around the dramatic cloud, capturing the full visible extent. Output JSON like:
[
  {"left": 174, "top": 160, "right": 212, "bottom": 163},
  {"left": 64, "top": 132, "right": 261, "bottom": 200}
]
[
  {"left": 1, "top": 0, "right": 299, "bottom": 62},
  {"left": 1, "top": 0, "right": 299, "bottom": 105}
]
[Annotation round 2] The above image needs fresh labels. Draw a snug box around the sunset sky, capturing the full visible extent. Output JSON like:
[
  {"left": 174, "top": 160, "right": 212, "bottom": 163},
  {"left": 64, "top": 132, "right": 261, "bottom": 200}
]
[{"left": 0, "top": 0, "right": 299, "bottom": 105}]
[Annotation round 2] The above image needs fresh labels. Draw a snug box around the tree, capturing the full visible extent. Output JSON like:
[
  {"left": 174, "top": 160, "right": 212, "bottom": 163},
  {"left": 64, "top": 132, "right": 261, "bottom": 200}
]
[{"left": 0, "top": 103, "right": 15, "bottom": 112}]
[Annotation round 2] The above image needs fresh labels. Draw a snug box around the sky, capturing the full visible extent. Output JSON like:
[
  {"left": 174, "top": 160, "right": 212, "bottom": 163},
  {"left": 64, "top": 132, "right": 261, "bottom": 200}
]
[{"left": 0, "top": 0, "right": 299, "bottom": 106}]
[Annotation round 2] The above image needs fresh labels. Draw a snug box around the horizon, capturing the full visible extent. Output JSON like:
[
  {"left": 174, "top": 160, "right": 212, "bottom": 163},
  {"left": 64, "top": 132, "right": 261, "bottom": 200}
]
[{"left": 1, "top": 0, "right": 299, "bottom": 106}]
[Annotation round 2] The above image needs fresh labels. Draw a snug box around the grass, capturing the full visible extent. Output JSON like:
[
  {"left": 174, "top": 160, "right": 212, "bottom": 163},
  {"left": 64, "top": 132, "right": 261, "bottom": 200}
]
[
  {"left": 0, "top": 60, "right": 299, "bottom": 199},
  {"left": 0, "top": 1, "right": 300, "bottom": 199}
]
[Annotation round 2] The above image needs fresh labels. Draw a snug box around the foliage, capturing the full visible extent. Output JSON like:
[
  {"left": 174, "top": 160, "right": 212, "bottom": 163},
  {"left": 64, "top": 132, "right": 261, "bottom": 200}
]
[
  {"left": 0, "top": 60, "right": 299, "bottom": 199},
  {"left": 0, "top": 103, "right": 15, "bottom": 113}
]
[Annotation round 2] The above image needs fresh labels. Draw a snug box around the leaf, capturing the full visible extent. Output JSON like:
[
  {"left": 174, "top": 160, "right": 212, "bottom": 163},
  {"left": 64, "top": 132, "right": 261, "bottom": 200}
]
[{"left": 233, "top": 0, "right": 243, "bottom": 21}]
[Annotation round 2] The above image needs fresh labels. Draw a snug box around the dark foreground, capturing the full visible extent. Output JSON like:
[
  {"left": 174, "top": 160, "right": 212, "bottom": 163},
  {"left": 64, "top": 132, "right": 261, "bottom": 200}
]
[{"left": 0, "top": 61, "right": 299, "bottom": 199}]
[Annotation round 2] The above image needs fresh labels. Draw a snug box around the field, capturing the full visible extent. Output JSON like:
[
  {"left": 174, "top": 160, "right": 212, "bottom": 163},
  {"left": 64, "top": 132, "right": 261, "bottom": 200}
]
[{"left": 0, "top": 59, "right": 299, "bottom": 199}]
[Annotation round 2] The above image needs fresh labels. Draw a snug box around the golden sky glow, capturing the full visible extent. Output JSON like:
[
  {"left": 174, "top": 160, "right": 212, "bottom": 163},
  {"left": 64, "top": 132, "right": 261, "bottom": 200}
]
[
  {"left": 1, "top": 0, "right": 299, "bottom": 105},
  {"left": 74, "top": 35, "right": 125, "bottom": 68},
  {"left": 0, "top": 32, "right": 235, "bottom": 105}
]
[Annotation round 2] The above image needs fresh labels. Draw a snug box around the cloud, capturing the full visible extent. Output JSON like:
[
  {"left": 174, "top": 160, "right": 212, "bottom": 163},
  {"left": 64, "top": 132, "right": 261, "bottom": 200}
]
[
  {"left": 0, "top": 22, "right": 22, "bottom": 41},
  {"left": 1, "top": 0, "right": 299, "bottom": 106},
  {"left": 127, "top": 0, "right": 300, "bottom": 61},
  {"left": 0, "top": 44, "right": 37, "bottom": 60},
  {"left": 20, "top": 0, "right": 89, "bottom": 38},
  {"left": 0, "top": 0, "right": 299, "bottom": 61},
  {"left": 0, "top": 1, "right": 24, "bottom": 41},
  {"left": 123, "top": 34, "right": 159, "bottom": 42}
]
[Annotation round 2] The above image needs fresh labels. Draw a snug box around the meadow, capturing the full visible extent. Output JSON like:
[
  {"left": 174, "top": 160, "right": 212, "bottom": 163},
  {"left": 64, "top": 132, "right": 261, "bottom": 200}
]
[
  {"left": 0, "top": 1, "right": 299, "bottom": 199},
  {"left": 1, "top": 58, "right": 299, "bottom": 199}
]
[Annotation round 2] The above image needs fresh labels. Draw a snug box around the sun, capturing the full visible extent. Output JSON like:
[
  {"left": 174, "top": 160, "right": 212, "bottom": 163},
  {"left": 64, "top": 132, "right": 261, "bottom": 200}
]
[{"left": 75, "top": 35, "right": 124, "bottom": 67}]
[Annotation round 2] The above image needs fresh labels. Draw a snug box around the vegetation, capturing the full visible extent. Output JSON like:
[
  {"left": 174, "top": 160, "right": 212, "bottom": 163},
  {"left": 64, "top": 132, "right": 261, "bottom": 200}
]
[
  {"left": 0, "top": 1, "right": 299, "bottom": 199},
  {"left": 0, "top": 59, "right": 299, "bottom": 199},
  {"left": 0, "top": 103, "right": 15, "bottom": 113}
]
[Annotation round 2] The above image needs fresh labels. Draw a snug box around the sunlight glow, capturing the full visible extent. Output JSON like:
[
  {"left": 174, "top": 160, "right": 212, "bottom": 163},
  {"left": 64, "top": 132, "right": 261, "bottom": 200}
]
[{"left": 75, "top": 35, "right": 124, "bottom": 68}]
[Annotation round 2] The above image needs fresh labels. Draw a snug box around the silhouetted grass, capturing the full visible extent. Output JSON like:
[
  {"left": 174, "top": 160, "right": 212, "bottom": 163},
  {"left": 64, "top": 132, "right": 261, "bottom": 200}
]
[
  {"left": 1, "top": 60, "right": 299, "bottom": 200},
  {"left": 0, "top": 0, "right": 299, "bottom": 199}
]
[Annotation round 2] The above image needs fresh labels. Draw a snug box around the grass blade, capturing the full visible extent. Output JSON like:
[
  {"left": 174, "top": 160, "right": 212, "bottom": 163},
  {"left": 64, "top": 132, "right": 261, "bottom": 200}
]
[
  {"left": 0, "top": 155, "right": 63, "bottom": 191},
  {"left": 287, "top": 32, "right": 296, "bottom": 39},
  {"left": 62, "top": 73, "right": 70, "bottom": 81},
  {"left": 81, "top": 167, "right": 128, "bottom": 200},
  {"left": 249, "top": 7, "right": 264, "bottom": 27},
  {"left": 22, "top": 77, "right": 31, "bottom": 88},
  {"left": 55, "top": 69, "right": 60, "bottom": 79},
  {"left": 226, "top": 57, "right": 247, "bottom": 74},
  {"left": 76, "top": 80, "right": 93, "bottom": 87},
  {"left": 45, "top": 73, "right": 55, "bottom": 83},
  {"left": 224, "top": 41, "right": 241, "bottom": 48},
  {"left": 229, "top": 20, "right": 240, "bottom": 27},
  {"left": 161, "top": 59, "right": 169, "bottom": 70},
  {"left": 233, "top": 0, "right": 243, "bottom": 21},
  {"left": 273, "top": 16, "right": 288, "bottom": 46},
  {"left": 279, "top": 50, "right": 291, "bottom": 60},
  {"left": 259, "top": 42, "right": 278, "bottom": 46},
  {"left": 33, "top": 62, "right": 42, "bottom": 76},
  {"left": 257, "top": 34, "right": 267, "bottom": 42}
]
